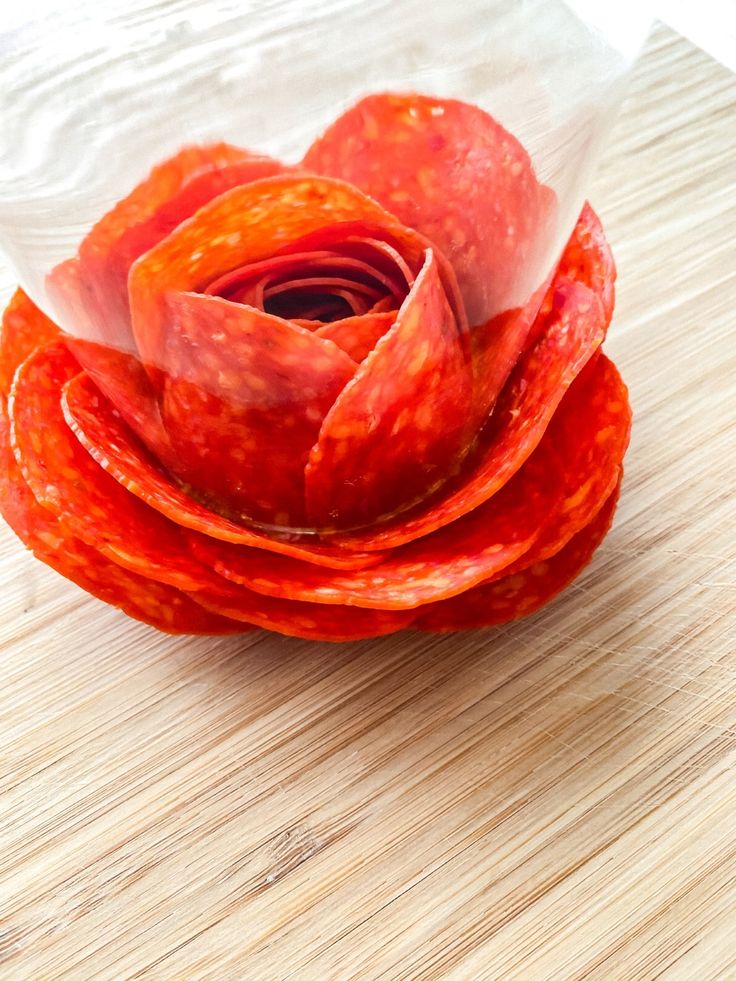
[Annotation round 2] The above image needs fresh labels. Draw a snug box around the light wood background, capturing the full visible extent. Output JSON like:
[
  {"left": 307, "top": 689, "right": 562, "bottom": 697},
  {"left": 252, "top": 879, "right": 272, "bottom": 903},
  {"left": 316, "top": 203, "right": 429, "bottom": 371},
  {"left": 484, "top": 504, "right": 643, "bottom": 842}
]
[{"left": 1, "top": 24, "right": 735, "bottom": 980}]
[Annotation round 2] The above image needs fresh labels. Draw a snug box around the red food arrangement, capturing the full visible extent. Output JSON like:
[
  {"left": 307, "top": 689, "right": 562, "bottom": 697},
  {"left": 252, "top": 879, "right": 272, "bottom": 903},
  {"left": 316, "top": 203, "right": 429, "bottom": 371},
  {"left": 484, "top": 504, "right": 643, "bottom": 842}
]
[{"left": 0, "top": 94, "right": 631, "bottom": 640}]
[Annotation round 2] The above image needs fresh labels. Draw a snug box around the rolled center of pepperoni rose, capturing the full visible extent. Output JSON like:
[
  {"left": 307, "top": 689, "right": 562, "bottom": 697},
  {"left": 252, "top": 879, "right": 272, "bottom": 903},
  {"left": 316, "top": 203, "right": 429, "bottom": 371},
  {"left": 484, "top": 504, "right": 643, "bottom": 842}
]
[{"left": 126, "top": 186, "right": 477, "bottom": 532}]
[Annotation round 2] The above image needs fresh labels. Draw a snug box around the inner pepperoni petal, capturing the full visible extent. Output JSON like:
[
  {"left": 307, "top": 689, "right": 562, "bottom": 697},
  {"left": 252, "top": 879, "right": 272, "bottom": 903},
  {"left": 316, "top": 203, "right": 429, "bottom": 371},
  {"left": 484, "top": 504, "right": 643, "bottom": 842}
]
[
  {"left": 206, "top": 251, "right": 405, "bottom": 309},
  {"left": 263, "top": 276, "right": 384, "bottom": 318},
  {"left": 274, "top": 222, "right": 465, "bottom": 333},
  {"left": 159, "top": 293, "right": 357, "bottom": 527},
  {"left": 305, "top": 249, "right": 473, "bottom": 530},
  {"left": 303, "top": 93, "right": 557, "bottom": 324},
  {"left": 9, "top": 343, "right": 221, "bottom": 593},
  {"left": 315, "top": 311, "right": 397, "bottom": 362},
  {"left": 128, "top": 176, "right": 437, "bottom": 372},
  {"left": 339, "top": 278, "right": 607, "bottom": 551}
]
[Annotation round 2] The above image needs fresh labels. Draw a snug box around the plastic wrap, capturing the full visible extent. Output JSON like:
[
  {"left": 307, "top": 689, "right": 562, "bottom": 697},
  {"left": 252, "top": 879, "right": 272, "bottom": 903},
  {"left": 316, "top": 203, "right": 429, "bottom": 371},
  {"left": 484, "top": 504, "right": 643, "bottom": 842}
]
[{"left": 0, "top": 1, "right": 649, "bottom": 636}]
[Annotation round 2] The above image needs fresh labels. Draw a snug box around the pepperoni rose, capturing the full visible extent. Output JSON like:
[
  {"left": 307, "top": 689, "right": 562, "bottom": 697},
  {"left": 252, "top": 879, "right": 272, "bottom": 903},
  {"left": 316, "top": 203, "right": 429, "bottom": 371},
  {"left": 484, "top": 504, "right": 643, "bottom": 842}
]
[{"left": 0, "top": 94, "right": 630, "bottom": 639}]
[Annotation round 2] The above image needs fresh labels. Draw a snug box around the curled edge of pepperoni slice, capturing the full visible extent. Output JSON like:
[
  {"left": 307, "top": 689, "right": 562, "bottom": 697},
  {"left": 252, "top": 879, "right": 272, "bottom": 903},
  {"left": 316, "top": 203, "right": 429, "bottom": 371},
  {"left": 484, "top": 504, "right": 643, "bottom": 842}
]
[
  {"left": 0, "top": 289, "right": 61, "bottom": 399},
  {"left": 61, "top": 371, "right": 383, "bottom": 570},
  {"left": 315, "top": 311, "right": 398, "bottom": 362},
  {"left": 500, "top": 352, "right": 630, "bottom": 574},
  {"left": 415, "top": 474, "right": 622, "bottom": 633},
  {"left": 556, "top": 201, "right": 616, "bottom": 325},
  {"left": 9, "top": 343, "right": 225, "bottom": 594},
  {"left": 0, "top": 393, "right": 244, "bottom": 636},
  {"left": 188, "top": 584, "right": 415, "bottom": 643},
  {"left": 188, "top": 445, "right": 559, "bottom": 610}
]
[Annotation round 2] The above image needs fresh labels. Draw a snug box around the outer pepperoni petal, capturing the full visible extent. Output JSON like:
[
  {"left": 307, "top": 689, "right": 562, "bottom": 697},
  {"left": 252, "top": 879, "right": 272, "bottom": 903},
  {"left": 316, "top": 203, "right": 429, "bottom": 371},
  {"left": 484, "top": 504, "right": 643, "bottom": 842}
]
[
  {"left": 0, "top": 289, "right": 61, "bottom": 399},
  {"left": 508, "top": 353, "right": 630, "bottom": 568},
  {"left": 189, "top": 448, "right": 558, "bottom": 610},
  {"left": 61, "top": 372, "right": 382, "bottom": 570},
  {"left": 76, "top": 144, "right": 279, "bottom": 345},
  {"left": 189, "top": 585, "right": 414, "bottom": 642},
  {"left": 340, "top": 279, "right": 606, "bottom": 551},
  {"left": 67, "top": 337, "right": 175, "bottom": 464},
  {"left": 469, "top": 203, "right": 613, "bottom": 428},
  {"left": 47, "top": 258, "right": 175, "bottom": 463},
  {"left": 416, "top": 478, "right": 621, "bottom": 632},
  {"left": 159, "top": 293, "right": 357, "bottom": 526},
  {"left": 9, "top": 344, "right": 219, "bottom": 593},
  {"left": 0, "top": 404, "right": 243, "bottom": 635},
  {"left": 468, "top": 277, "right": 551, "bottom": 429},
  {"left": 305, "top": 250, "right": 473, "bottom": 529},
  {"left": 303, "top": 93, "right": 556, "bottom": 324}
]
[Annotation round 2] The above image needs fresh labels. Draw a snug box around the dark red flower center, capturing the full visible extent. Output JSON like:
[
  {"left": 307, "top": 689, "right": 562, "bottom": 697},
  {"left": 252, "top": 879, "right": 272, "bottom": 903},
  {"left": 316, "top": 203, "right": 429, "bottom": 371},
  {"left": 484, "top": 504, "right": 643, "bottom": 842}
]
[{"left": 203, "top": 236, "right": 416, "bottom": 325}]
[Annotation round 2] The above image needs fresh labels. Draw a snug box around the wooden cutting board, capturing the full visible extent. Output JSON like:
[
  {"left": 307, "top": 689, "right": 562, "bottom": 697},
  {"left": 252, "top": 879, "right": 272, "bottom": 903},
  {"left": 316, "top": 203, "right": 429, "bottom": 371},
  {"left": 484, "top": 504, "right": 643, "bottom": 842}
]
[{"left": 1, "top": 24, "right": 735, "bottom": 980}]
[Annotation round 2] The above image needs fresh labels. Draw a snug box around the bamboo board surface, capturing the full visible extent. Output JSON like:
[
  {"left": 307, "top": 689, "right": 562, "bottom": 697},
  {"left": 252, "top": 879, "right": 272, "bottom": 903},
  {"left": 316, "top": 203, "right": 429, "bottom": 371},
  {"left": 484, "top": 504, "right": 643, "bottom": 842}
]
[{"left": 1, "top": 23, "right": 735, "bottom": 981}]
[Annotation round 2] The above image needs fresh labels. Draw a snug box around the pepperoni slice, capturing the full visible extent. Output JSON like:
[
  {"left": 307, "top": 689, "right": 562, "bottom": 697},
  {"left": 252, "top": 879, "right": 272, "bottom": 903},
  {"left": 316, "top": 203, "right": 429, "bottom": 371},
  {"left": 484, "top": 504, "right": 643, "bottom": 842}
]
[
  {"left": 0, "top": 404, "right": 243, "bottom": 635},
  {"left": 339, "top": 278, "right": 606, "bottom": 551},
  {"left": 189, "top": 585, "right": 413, "bottom": 642},
  {"left": 61, "top": 371, "right": 381, "bottom": 570},
  {"left": 556, "top": 202, "right": 616, "bottom": 323},
  {"left": 521, "top": 203, "right": 616, "bottom": 355},
  {"left": 78, "top": 144, "right": 282, "bottom": 344},
  {"left": 0, "top": 290, "right": 61, "bottom": 399},
  {"left": 158, "top": 293, "right": 357, "bottom": 526},
  {"left": 315, "top": 311, "right": 397, "bottom": 362},
  {"left": 515, "top": 353, "right": 630, "bottom": 563},
  {"left": 303, "top": 93, "right": 557, "bottom": 325},
  {"left": 46, "top": 147, "right": 289, "bottom": 459},
  {"left": 468, "top": 277, "right": 552, "bottom": 429},
  {"left": 416, "top": 477, "right": 621, "bottom": 632},
  {"left": 47, "top": 256, "right": 175, "bottom": 463},
  {"left": 305, "top": 250, "right": 473, "bottom": 529},
  {"left": 467, "top": 352, "right": 629, "bottom": 592},
  {"left": 66, "top": 338, "right": 175, "bottom": 464},
  {"left": 9, "top": 343, "right": 219, "bottom": 593},
  {"left": 189, "top": 447, "right": 558, "bottom": 610}
]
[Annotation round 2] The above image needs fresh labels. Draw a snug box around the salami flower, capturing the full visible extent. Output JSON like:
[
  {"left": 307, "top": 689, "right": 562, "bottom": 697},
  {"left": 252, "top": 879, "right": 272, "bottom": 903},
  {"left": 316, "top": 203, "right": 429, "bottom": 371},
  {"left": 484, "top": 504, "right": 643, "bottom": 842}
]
[{"left": 0, "top": 94, "right": 630, "bottom": 640}]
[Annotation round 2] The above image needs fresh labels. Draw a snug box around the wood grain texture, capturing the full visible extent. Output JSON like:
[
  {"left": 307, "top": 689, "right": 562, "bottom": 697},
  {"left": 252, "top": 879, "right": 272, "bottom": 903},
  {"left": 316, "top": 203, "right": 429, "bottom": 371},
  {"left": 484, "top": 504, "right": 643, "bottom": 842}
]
[{"left": 1, "top": 23, "right": 735, "bottom": 980}]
